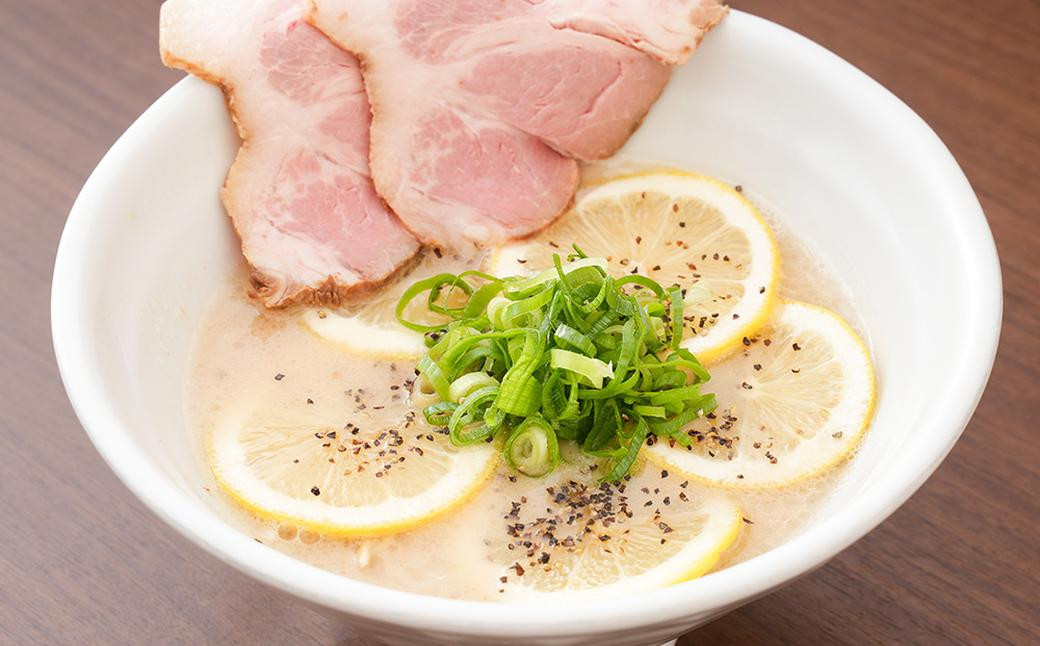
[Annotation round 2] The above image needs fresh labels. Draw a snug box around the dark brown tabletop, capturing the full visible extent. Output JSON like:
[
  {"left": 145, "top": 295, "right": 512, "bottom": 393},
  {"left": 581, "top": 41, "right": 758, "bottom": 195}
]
[{"left": 2, "top": 1, "right": 1037, "bottom": 643}]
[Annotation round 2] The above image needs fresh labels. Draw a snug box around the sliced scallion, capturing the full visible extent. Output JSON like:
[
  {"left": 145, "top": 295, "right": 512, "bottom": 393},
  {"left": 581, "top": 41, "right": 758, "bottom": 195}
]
[
  {"left": 503, "top": 417, "right": 560, "bottom": 477},
  {"left": 396, "top": 246, "right": 714, "bottom": 480}
]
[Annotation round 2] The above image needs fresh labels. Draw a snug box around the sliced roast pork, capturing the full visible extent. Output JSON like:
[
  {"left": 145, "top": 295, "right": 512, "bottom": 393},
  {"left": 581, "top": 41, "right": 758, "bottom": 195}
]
[
  {"left": 534, "top": 0, "right": 728, "bottom": 65},
  {"left": 308, "top": 0, "right": 726, "bottom": 247},
  {"left": 161, "top": 0, "right": 420, "bottom": 307}
]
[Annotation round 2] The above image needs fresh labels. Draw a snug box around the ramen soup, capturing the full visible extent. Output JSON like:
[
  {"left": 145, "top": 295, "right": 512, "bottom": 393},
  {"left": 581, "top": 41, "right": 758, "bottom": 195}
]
[{"left": 187, "top": 171, "right": 875, "bottom": 602}]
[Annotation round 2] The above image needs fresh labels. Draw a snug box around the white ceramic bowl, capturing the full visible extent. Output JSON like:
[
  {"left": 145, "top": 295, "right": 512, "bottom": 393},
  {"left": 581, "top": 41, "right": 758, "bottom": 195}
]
[{"left": 52, "top": 10, "right": 1001, "bottom": 646}]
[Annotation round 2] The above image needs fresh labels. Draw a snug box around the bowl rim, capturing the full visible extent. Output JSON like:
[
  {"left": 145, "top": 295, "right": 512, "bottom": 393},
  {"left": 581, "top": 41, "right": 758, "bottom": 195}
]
[{"left": 51, "top": 9, "right": 1002, "bottom": 639}]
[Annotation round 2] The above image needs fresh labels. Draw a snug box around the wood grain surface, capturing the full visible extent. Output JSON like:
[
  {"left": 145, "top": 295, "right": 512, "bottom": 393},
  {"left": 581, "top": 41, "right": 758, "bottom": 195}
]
[{"left": 1, "top": 1, "right": 1037, "bottom": 643}]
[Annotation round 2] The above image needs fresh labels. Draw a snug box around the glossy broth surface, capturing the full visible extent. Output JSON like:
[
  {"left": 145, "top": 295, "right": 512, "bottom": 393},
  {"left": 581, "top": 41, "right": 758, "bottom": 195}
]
[{"left": 187, "top": 181, "right": 866, "bottom": 601}]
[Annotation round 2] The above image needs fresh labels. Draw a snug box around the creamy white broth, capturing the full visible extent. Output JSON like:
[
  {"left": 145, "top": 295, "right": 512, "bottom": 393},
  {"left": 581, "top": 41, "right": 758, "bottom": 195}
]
[{"left": 186, "top": 189, "right": 863, "bottom": 601}]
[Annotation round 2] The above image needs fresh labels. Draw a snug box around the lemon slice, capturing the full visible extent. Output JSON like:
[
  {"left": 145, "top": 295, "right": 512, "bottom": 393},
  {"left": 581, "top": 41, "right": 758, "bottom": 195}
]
[
  {"left": 301, "top": 307, "right": 425, "bottom": 360},
  {"left": 488, "top": 171, "right": 780, "bottom": 364},
  {"left": 492, "top": 475, "right": 741, "bottom": 601},
  {"left": 644, "top": 301, "right": 876, "bottom": 488},
  {"left": 301, "top": 251, "right": 461, "bottom": 360},
  {"left": 208, "top": 403, "right": 498, "bottom": 536}
]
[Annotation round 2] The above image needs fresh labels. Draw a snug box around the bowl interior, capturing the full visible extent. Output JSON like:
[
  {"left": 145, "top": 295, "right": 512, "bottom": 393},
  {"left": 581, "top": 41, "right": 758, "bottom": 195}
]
[{"left": 53, "top": 11, "right": 1000, "bottom": 643}]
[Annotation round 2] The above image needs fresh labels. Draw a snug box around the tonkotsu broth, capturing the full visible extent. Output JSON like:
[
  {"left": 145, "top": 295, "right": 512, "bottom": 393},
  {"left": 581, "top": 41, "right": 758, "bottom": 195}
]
[{"left": 186, "top": 189, "right": 866, "bottom": 601}]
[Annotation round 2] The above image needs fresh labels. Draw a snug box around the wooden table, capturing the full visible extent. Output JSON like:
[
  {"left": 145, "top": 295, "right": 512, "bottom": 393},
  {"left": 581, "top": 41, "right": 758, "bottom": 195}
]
[{"left": 2, "top": 1, "right": 1036, "bottom": 643}]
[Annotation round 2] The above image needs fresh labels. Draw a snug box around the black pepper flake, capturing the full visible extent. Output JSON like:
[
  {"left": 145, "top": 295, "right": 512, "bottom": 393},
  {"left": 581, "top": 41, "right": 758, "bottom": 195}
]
[
  {"left": 274, "top": 373, "right": 285, "bottom": 381},
  {"left": 735, "top": 185, "right": 743, "bottom": 193},
  {"left": 433, "top": 247, "right": 443, "bottom": 258},
  {"left": 753, "top": 363, "right": 762, "bottom": 371},
  {"left": 742, "top": 516, "right": 754, "bottom": 524},
  {"left": 306, "top": 398, "right": 314, "bottom": 404},
  {"left": 660, "top": 469, "right": 669, "bottom": 478},
  {"left": 742, "top": 337, "right": 751, "bottom": 346},
  {"left": 310, "top": 486, "right": 321, "bottom": 496},
  {"left": 792, "top": 342, "right": 801, "bottom": 351}
]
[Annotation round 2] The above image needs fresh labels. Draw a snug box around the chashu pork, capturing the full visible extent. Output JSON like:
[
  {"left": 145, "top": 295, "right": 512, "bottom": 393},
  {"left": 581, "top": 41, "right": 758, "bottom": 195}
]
[
  {"left": 308, "top": 0, "right": 727, "bottom": 248},
  {"left": 161, "top": 0, "right": 420, "bottom": 307}
]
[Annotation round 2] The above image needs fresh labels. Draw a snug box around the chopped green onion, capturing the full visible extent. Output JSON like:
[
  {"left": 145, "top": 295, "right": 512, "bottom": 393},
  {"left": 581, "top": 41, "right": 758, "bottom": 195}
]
[
  {"left": 583, "top": 399, "right": 621, "bottom": 451},
  {"left": 395, "top": 273, "right": 467, "bottom": 332},
  {"left": 633, "top": 404, "right": 667, "bottom": 418},
  {"left": 503, "top": 417, "right": 560, "bottom": 477},
  {"left": 549, "top": 348, "right": 614, "bottom": 388},
  {"left": 606, "top": 414, "right": 649, "bottom": 481},
  {"left": 667, "top": 286, "right": 684, "bottom": 350},
  {"left": 554, "top": 323, "right": 597, "bottom": 356},
  {"left": 397, "top": 252, "right": 714, "bottom": 480},
  {"left": 422, "top": 402, "right": 457, "bottom": 426},
  {"left": 447, "top": 385, "right": 500, "bottom": 445},
  {"left": 448, "top": 372, "right": 500, "bottom": 403},
  {"left": 416, "top": 354, "right": 451, "bottom": 401}
]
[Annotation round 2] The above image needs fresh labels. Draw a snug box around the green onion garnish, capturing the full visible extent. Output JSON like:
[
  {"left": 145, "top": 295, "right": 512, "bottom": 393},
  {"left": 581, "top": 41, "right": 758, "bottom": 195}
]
[
  {"left": 398, "top": 246, "right": 715, "bottom": 480},
  {"left": 503, "top": 416, "right": 560, "bottom": 477}
]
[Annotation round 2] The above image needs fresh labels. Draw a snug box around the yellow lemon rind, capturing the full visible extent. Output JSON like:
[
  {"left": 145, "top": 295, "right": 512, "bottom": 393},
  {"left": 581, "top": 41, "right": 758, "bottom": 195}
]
[
  {"left": 500, "top": 494, "right": 742, "bottom": 602},
  {"left": 208, "top": 438, "right": 500, "bottom": 538},
  {"left": 487, "top": 170, "right": 781, "bottom": 366},
  {"left": 644, "top": 301, "right": 877, "bottom": 490},
  {"left": 299, "top": 309, "right": 425, "bottom": 361}
]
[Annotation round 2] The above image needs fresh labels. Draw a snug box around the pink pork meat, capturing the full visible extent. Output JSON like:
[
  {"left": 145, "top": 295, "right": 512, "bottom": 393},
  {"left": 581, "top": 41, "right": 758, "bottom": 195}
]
[
  {"left": 308, "top": 0, "right": 727, "bottom": 248},
  {"left": 161, "top": 0, "right": 420, "bottom": 307}
]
